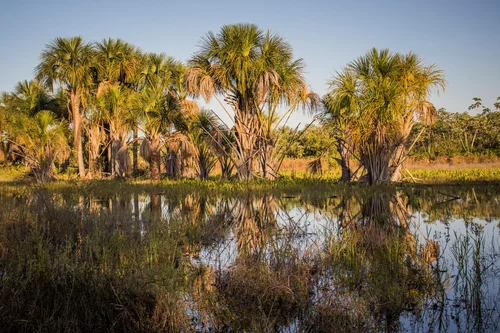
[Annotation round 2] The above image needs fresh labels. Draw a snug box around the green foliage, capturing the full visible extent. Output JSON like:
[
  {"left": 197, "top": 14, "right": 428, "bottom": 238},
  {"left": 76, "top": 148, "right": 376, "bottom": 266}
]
[
  {"left": 410, "top": 99, "right": 500, "bottom": 159},
  {"left": 279, "top": 124, "right": 336, "bottom": 158}
]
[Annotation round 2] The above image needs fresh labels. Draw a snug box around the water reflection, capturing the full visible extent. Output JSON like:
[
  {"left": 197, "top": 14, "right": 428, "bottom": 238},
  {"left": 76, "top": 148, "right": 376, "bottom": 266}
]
[{"left": 0, "top": 185, "right": 499, "bottom": 332}]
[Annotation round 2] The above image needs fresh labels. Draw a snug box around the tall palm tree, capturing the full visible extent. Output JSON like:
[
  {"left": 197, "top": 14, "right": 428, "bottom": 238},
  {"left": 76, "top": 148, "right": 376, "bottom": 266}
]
[
  {"left": 325, "top": 48, "right": 445, "bottom": 184},
  {"left": 93, "top": 39, "right": 141, "bottom": 177},
  {"left": 138, "top": 91, "right": 183, "bottom": 180},
  {"left": 93, "top": 83, "right": 136, "bottom": 178},
  {"left": 137, "top": 53, "right": 189, "bottom": 180},
  {"left": 187, "top": 24, "right": 317, "bottom": 180},
  {"left": 35, "top": 36, "right": 95, "bottom": 178},
  {"left": 165, "top": 62, "right": 201, "bottom": 179}
]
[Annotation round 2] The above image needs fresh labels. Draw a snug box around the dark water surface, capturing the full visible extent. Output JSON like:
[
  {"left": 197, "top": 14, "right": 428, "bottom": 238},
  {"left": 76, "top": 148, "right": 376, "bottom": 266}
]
[{"left": 0, "top": 184, "right": 499, "bottom": 332}]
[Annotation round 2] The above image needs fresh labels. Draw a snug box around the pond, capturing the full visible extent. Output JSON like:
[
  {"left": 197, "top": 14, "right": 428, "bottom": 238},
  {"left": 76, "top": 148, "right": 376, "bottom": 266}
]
[{"left": 0, "top": 184, "right": 499, "bottom": 332}]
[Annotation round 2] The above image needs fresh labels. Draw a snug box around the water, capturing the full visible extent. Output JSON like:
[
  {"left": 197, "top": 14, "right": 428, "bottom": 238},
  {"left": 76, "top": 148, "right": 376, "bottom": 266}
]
[{"left": 0, "top": 184, "right": 499, "bottom": 332}]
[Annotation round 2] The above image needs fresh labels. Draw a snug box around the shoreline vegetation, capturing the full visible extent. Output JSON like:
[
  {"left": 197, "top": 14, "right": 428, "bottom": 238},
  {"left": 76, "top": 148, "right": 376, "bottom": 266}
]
[{"left": 2, "top": 161, "right": 500, "bottom": 191}]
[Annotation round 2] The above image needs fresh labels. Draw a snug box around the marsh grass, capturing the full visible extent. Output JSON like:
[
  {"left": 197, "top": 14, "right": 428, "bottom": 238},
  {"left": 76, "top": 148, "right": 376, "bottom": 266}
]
[
  {"left": 0, "top": 186, "right": 199, "bottom": 332},
  {"left": 0, "top": 183, "right": 499, "bottom": 332},
  {"left": 407, "top": 167, "right": 500, "bottom": 183}
]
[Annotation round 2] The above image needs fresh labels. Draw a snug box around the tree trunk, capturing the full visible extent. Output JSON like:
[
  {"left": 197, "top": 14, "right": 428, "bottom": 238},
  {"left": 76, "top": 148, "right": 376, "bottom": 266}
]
[
  {"left": 260, "top": 144, "right": 278, "bottom": 180},
  {"left": 71, "top": 93, "right": 86, "bottom": 179},
  {"left": 133, "top": 127, "right": 138, "bottom": 176},
  {"left": 0, "top": 142, "right": 5, "bottom": 164},
  {"left": 234, "top": 108, "right": 258, "bottom": 180},
  {"left": 336, "top": 137, "right": 352, "bottom": 183},
  {"left": 389, "top": 146, "right": 404, "bottom": 182},
  {"left": 111, "top": 139, "right": 120, "bottom": 177},
  {"left": 103, "top": 122, "right": 111, "bottom": 175},
  {"left": 150, "top": 149, "right": 160, "bottom": 180},
  {"left": 166, "top": 150, "right": 179, "bottom": 179},
  {"left": 88, "top": 156, "right": 98, "bottom": 179}
]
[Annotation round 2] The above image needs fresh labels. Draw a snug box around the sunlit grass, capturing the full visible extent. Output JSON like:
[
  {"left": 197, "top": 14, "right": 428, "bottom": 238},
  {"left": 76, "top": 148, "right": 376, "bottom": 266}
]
[{"left": 407, "top": 167, "right": 500, "bottom": 183}]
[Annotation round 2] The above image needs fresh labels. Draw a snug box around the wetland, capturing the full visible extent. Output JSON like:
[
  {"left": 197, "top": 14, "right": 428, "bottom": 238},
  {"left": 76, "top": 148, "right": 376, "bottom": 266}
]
[{"left": 0, "top": 182, "right": 499, "bottom": 332}]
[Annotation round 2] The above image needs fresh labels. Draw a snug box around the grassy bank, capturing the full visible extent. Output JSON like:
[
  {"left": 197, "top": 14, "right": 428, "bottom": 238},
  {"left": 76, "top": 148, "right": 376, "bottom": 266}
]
[{"left": 1, "top": 165, "right": 500, "bottom": 194}]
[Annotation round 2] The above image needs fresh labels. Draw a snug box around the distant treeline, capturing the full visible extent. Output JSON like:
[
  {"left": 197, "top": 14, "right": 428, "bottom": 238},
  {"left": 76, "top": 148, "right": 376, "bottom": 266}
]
[{"left": 281, "top": 102, "right": 500, "bottom": 161}]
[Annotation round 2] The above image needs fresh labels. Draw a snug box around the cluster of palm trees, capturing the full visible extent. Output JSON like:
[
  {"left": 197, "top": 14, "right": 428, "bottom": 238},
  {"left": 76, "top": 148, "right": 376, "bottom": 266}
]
[
  {"left": 0, "top": 24, "right": 445, "bottom": 183},
  {"left": 323, "top": 48, "right": 445, "bottom": 184},
  {"left": 2, "top": 37, "right": 195, "bottom": 181},
  {"left": 0, "top": 24, "right": 320, "bottom": 182}
]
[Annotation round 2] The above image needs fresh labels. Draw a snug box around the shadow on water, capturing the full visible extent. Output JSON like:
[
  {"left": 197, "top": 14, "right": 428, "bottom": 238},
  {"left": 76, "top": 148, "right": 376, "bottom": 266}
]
[{"left": 0, "top": 184, "right": 499, "bottom": 332}]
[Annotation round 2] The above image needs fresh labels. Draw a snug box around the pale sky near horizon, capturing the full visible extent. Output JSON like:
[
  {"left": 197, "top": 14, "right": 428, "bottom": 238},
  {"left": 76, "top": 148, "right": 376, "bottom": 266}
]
[{"left": 1, "top": 0, "right": 499, "bottom": 127}]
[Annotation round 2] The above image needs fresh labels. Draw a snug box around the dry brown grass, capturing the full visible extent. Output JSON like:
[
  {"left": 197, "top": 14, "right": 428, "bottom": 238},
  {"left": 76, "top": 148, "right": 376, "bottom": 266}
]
[
  {"left": 280, "top": 158, "right": 331, "bottom": 172},
  {"left": 280, "top": 156, "right": 500, "bottom": 172},
  {"left": 406, "top": 155, "right": 500, "bottom": 169}
]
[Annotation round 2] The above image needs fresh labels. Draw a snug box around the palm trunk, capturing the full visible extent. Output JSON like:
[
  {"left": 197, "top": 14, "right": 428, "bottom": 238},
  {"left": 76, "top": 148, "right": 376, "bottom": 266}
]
[
  {"left": 88, "top": 156, "right": 98, "bottom": 179},
  {"left": 166, "top": 150, "right": 179, "bottom": 179},
  {"left": 87, "top": 123, "right": 102, "bottom": 179},
  {"left": 0, "top": 142, "right": 5, "bottom": 164},
  {"left": 34, "top": 147, "right": 56, "bottom": 183},
  {"left": 71, "top": 92, "right": 86, "bottom": 179},
  {"left": 389, "top": 145, "right": 406, "bottom": 182},
  {"left": 336, "top": 137, "right": 353, "bottom": 183},
  {"left": 75, "top": 125, "right": 85, "bottom": 178},
  {"left": 133, "top": 127, "right": 138, "bottom": 176},
  {"left": 234, "top": 109, "right": 259, "bottom": 180},
  {"left": 103, "top": 122, "right": 111, "bottom": 175},
  {"left": 116, "top": 140, "right": 131, "bottom": 177},
  {"left": 260, "top": 143, "right": 278, "bottom": 180},
  {"left": 111, "top": 139, "right": 120, "bottom": 177},
  {"left": 150, "top": 149, "right": 161, "bottom": 180}
]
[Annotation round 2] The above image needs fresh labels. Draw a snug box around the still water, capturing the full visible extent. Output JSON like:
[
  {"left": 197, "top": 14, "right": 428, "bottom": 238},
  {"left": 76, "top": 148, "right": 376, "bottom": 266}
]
[{"left": 0, "top": 185, "right": 499, "bottom": 332}]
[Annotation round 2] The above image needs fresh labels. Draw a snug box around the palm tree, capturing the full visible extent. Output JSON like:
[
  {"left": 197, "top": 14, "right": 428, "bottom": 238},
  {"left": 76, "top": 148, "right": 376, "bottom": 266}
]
[
  {"left": 94, "top": 38, "right": 138, "bottom": 89},
  {"left": 165, "top": 62, "right": 201, "bottom": 179},
  {"left": 323, "top": 70, "right": 358, "bottom": 182},
  {"left": 1, "top": 80, "right": 67, "bottom": 165},
  {"left": 8, "top": 110, "right": 70, "bottom": 182},
  {"left": 138, "top": 91, "right": 184, "bottom": 180},
  {"left": 187, "top": 24, "right": 317, "bottom": 180},
  {"left": 94, "top": 39, "right": 141, "bottom": 177},
  {"left": 325, "top": 48, "right": 445, "bottom": 184},
  {"left": 194, "top": 110, "right": 235, "bottom": 179},
  {"left": 95, "top": 82, "right": 136, "bottom": 178},
  {"left": 35, "top": 36, "right": 95, "bottom": 178},
  {"left": 137, "top": 53, "right": 189, "bottom": 180},
  {"left": 10, "top": 80, "right": 57, "bottom": 116},
  {"left": 189, "top": 109, "right": 220, "bottom": 179}
]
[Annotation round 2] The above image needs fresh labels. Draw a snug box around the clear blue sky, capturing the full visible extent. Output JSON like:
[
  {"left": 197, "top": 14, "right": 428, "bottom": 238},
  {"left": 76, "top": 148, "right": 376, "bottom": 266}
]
[{"left": 1, "top": 0, "right": 499, "bottom": 126}]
